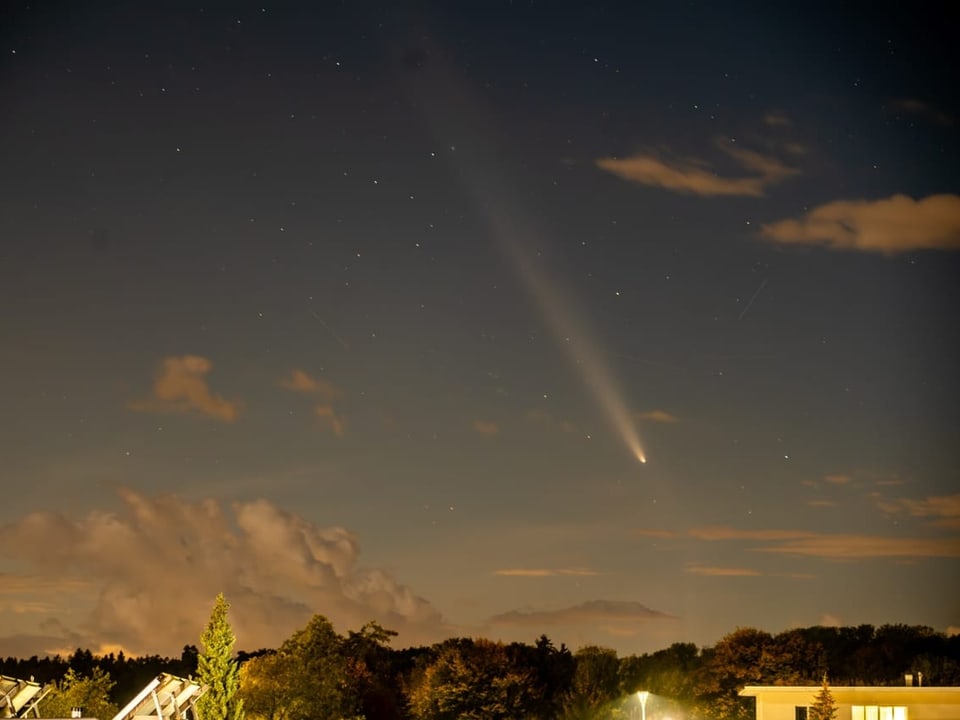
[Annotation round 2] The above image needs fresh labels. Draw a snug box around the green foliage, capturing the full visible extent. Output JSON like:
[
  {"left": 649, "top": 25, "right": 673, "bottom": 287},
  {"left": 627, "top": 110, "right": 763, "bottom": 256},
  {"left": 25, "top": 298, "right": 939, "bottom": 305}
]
[
  {"left": 341, "top": 621, "right": 403, "bottom": 719},
  {"left": 809, "top": 676, "right": 838, "bottom": 720},
  {"left": 196, "top": 594, "right": 244, "bottom": 720},
  {"left": 559, "top": 646, "right": 622, "bottom": 719},
  {"left": 5, "top": 622, "right": 960, "bottom": 720},
  {"left": 239, "top": 615, "right": 346, "bottom": 720},
  {"left": 405, "top": 638, "right": 542, "bottom": 720},
  {"left": 39, "top": 667, "right": 119, "bottom": 720}
]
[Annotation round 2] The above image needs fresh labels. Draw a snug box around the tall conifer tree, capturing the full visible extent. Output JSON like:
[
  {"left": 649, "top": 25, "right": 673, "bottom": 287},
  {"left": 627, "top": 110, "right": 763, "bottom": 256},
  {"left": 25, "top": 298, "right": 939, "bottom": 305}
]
[
  {"left": 196, "top": 594, "right": 244, "bottom": 720},
  {"left": 809, "top": 675, "right": 838, "bottom": 720}
]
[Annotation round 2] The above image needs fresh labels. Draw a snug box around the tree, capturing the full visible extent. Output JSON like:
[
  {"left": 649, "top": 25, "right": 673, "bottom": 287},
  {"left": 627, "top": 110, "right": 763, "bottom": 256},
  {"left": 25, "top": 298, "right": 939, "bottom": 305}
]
[
  {"left": 405, "top": 638, "right": 541, "bottom": 720},
  {"left": 340, "top": 621, "right": 403, "bottom": 720},
  {"left": 40, "top": 668, "right": 119, "bottom": 720},
  {"left": 239, "top": 615, "right": 346, "bottom": 720},
  {"left": 809, "top": 675, "right": 838, "bottom": 720},
  {"left": 559, "top": 646, "right": 621, "bottom": 719},
  {"left": 196, "top": 594, "right": 244, "bottom": 720}
]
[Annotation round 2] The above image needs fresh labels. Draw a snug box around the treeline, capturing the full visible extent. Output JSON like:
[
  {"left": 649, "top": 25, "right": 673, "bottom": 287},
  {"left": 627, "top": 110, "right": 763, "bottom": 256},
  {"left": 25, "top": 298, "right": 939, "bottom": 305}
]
[{"left": 2, "top": 622, "right": 958, "bottom": 720}]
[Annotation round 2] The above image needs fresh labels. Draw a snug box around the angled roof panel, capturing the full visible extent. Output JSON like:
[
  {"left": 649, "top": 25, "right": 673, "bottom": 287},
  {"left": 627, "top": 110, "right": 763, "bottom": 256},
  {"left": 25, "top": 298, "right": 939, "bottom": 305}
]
[
  {"left": 111, "top": 675, "right": 205, "bottom": 720},
  {"left": 1, "top": 676, "right": 43, "bottom": 718}
]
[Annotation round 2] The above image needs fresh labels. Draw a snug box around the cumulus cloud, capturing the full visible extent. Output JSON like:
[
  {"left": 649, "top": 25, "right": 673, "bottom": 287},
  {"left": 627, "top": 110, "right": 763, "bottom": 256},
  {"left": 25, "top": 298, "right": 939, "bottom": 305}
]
[
  {"left": 595, "top": 142, "right": 798, "bottom": 197},
  {"left": 684, "top": 565, "right": 761, "bottom": 577},
  {"left": 635, "top": 409, "right": 679, "bottom": 424},
  {"left": 689, "top": 525, "right": 960, "bottom": 559},
  {"left": 0, "top": 489, "right": 447, "bottom": 656},
  {"left": 473, "top": 420, "right": 500, "bottom": 436},
  {"left": 760, "top": 194, "right": 960, "bottom": 253},
  {"left": 492, "top": 568, "right": 598, "bottom": 577},
  {"left": 489, "top": 600, "right": 675, "bottom": 627},
  {"left": 129, "top": 355, "right": 242, "bottom": 422}
]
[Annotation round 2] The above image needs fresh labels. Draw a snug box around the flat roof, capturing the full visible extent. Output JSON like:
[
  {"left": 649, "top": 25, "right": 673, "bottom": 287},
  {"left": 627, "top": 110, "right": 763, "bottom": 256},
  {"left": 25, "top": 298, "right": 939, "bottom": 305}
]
[{"left": 741, "top": 686, "right": 960, "bottom": 698}]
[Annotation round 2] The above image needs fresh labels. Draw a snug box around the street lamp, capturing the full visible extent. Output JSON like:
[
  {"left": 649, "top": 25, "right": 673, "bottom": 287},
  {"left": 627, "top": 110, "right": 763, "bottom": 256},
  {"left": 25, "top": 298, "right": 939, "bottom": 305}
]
[{"left": 637, "top": 691, "right": 649, "bottom": 720}]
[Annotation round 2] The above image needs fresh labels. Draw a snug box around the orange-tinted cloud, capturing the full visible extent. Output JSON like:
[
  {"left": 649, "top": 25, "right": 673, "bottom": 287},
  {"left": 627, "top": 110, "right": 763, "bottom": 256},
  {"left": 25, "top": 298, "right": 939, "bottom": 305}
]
[
  {"left": 596, "top": 142, "right": 798, "bottom": 197},
  {"left": 690, "top": 525, "right": 960, "bottom": 558},
  {"left": 760, "top": 194, "right": 960, "bottom": 253},
  {"left": 684, "top": 564, "right": 762, "bottom": 577},
  {"left": 824, "top": 474, "right": 851, "bottom": 485},
  {"left": 763, "top": 111, "right": 792, "bottom": 127},
  {"left": 314, "top": 405, "right": 345, "bottom": 437},
  {"left": 807, "top": 500, "right": 837, "bottom": 508},
  {"left": 280, "top": 369, "right": 346, "bottom": 435},
  {"left": 0, "top": 488, "right": 447, "bottom": 656},
  {"left": 473, "top": 420, "right": 500, "bottom": 436},
  {"left": 130, "top": 355, "right": 242, "bottom": 422},
  {"left": 690, "top": 526, "right": 808, "bottom": 541},
  {"left": 280, "top": 369, "right": 343, "bottom": 401},
  {"left": 890, "top": 98, "right": 954, "bottom": 126},
  {"left": 635, "top": 409, "right": 679, "bottom": 424},
  {"left": 493, "top": 568, "right": 598, "bottom": 577},
  {"left": 878, "top": 494, "right": 960, "bottom": 529}
]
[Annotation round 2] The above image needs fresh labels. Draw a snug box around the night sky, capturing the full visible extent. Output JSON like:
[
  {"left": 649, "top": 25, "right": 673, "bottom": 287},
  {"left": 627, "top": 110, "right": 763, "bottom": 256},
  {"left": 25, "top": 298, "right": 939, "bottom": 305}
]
[{"left": 1, "top": 0, "right": 959, "bottom": 658}]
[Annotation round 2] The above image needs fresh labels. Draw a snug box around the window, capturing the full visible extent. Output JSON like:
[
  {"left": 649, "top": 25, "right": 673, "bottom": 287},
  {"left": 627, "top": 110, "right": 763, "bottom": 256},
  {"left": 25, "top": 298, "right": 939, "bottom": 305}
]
[
  {"left": 852, "top": 706, "right": 907, "bottom": 720},
  {"left": 796, "top": 707, "right": 808, "bottom": 720}
]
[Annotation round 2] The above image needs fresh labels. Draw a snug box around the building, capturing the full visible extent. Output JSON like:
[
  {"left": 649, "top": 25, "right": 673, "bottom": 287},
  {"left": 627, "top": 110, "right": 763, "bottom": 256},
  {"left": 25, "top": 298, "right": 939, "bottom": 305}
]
[{"left": 740, "top": 685, "right": 960, "bottom": 720}]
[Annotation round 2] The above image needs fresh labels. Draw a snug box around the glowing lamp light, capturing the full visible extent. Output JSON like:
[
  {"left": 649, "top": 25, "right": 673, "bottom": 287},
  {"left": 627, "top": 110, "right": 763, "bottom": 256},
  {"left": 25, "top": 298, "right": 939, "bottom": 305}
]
[{"left": 637, "top": 691, "right": 649, "bottom": 720}]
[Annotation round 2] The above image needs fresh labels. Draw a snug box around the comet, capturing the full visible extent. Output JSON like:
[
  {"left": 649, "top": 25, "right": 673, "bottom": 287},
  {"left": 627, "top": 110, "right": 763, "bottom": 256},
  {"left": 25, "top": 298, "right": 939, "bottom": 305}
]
[
  {"left": 401, "top": 43, "right": 648, "bottom": 465},
  {"left": 486, "top": 216, "right": 648, "bottom": 466}
]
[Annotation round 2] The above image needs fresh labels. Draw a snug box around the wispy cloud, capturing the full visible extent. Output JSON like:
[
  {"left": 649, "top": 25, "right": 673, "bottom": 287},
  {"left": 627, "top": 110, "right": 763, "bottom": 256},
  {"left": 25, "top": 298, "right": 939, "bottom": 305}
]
[
  {"left": 473, "top": 420, "right": 500, "bottom": 436},
  {"left": 763, "top": 111, "right": 793, "bottom": 127},
  {"left": 633, "top": 528, "right": 678, "bottom": 538},
  {"left": 129, "top": 355, "right": 242, "bottom": 422},
  {"left": 824, "top": 474, "right": 851, "bottom": 485},
  {"left": 690, "top": 527, "right": 806, "bottom": 541},
  {"left": 526, "top": 408, "right": 575, "bottom": 433},
  {"left": 807, "top": 500, "right": 837, "bottom": 508},
  {"left": 684, "top": 564, "right": 761, "bottom": 577},
  {"left": 489, "top": 600, "right": 675, "bottom": 627},
  {"left": 281, "top": 369, "right": 346, "bottom": 435},
  {"left": 493, "top": 568, "right": 598, "bottom": 577},
  {"left": 0, "top": 488, "right": 447, "bottom": 656},
  {"left": 595, "top": 141, "right": 798, "bottom": 197},
  {"left": 890, "top": 98, "right": 954, "bottom": 126},
  {"left": 635, "top": 409, "right": 679, "bottom": 424},
  {"left": 690, "top": 525, "right": 960, "bottom": 558},
  {"left": 877, "top": 494, "right": 960, "bottom": 529},
  {"left": 314, "top": 405, "right": 346, "bottom": 437},
  {"left": 280, "top": 369, "right": 343, "bottom": 400},
  {"left": 761, "top": 194, "right": 960, "bottom": 253}
]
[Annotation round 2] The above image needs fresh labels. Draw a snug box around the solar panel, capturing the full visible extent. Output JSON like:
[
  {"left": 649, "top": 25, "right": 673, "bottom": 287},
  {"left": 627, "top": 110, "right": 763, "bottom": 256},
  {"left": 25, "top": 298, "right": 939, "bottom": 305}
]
[
  {"left": 0, "top": 675, "right": 44, "bottom": 718},
  {"left": 110, "top": 674, "right": 205, "bottom": 720}
]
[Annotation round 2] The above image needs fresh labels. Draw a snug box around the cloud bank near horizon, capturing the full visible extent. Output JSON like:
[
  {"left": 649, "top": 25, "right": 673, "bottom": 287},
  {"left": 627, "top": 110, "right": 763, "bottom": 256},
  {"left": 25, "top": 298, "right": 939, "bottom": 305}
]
[{"left": 0, "top": 488, "right": 448, "bottom": 657}]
